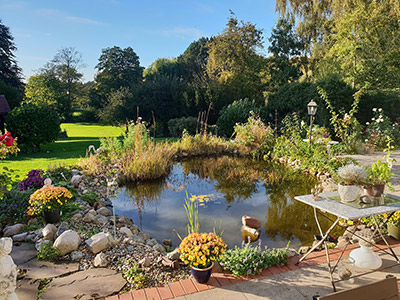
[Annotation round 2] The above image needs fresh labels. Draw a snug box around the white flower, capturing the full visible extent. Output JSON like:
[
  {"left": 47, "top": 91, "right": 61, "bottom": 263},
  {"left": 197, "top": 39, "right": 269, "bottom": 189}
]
[
  {"left": 301, "top": 121, "right": 305, "bottom": 127},
  {"left": 366, "top": 122, "right": 370, "bottom": 125},
  {"left": 372, "top": 118, "right": 375, "bottom": 121},
  {"left": 373, "top": 108, "right": 377, "bottom": 112},
  {"left": 365, "top": 139, "right": 369, "bottom": 142},
  {"left": 378, "top": 108, "right": 382, "bottom": 112}
]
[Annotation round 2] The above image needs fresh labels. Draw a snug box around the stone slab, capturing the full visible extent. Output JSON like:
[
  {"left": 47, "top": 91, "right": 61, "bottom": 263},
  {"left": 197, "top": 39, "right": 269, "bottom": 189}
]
[
  {"left": 10, "top": 242, "right": 37, "bottom": 265},
  {"left": 16, "top": 279, "right": 39, "bottom": 300},
  {"left": 40, "top": 268, "right": 127, "bottom": 300},
  {"left": 21, "top": 260, "right": 80, "bottom": 279}
]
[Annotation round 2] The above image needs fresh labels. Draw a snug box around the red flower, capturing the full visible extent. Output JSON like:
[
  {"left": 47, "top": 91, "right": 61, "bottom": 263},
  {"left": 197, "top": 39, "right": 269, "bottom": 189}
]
[{"left": 4, "top": 136, "right": 13, "bottom": 146}]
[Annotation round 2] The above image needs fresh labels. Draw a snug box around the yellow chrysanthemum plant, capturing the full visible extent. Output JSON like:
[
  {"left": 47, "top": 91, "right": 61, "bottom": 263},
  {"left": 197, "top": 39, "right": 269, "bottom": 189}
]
[
  {"left": 27, "top": 186, "right": 73, "bottom": 216},
  {"left": 178, "top": 232, "right": 227, "bottom": 269},
  {"left": 384, "top": 211, "right": 400, "bottom": 227}
]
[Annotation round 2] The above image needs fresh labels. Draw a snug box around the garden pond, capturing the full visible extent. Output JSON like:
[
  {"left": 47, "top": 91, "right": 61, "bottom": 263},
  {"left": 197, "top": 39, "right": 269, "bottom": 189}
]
[{"left": 113, "top": 156, "right": 336, "bottom": 249}]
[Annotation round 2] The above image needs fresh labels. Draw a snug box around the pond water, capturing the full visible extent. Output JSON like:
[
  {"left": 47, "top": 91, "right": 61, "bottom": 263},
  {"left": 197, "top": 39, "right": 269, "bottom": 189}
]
[{"left": 114, "top": 156, "right": 334, "bottom": 249}]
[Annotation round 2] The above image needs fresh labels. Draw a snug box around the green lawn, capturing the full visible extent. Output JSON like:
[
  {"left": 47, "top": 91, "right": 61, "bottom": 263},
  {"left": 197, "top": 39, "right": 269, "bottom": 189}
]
[{"left": 2, "top": 123, "right": 124, "bottom": 177}]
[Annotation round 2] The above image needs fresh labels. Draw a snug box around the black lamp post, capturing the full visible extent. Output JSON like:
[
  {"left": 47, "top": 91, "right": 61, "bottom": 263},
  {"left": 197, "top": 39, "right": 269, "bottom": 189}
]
[{"left": 307, "top": 100, "right": 318, "bottom": 147}]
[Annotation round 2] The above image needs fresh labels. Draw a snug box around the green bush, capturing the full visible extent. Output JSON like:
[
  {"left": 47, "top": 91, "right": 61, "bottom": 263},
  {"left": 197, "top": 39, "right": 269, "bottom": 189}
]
[
  {"left": 5, "top": 103, "right": 60, "bottom": 152},
  {"left": 0, "top": 189, "right": 33, "bottom": 225},
  {"left": 217, "top": 99, "right": 261, "bottom": 137},
  {"left": 80, "top": 191, "right": 99, "bottom": 206},
  {"left": 74, "top": 107, "right": 98, "bottom": 123},
  {"left": 168, "top": 116, "right": 198, "bottom": 137},
  {"left": 37, "top": 242, "right": 60, "bottom": 261},
  {"left": 219, "top": 241, "right": 289, "bottom": 277}
]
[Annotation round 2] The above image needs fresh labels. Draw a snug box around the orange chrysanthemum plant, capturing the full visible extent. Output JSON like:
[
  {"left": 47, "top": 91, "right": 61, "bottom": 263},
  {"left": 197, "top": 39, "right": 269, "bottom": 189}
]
[
  {"left": 27, "top": 186, "right": 73, "bottom": 216},
  {"left": 178, "top": 232, "right": 227, "bottom": 269}
]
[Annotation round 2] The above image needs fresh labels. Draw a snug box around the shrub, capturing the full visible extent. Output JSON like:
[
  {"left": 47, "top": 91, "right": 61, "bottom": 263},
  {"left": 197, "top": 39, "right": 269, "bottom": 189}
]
[
  {"left": 74, "top": 107, "right": 98, "bottom": 122},
  {"left": 217, "top": 99, "right": 261, "bottom": 137},
  {"left": 5, "top": 103, "right": 60, "bottom": 152},
  {"left": 219, "top": 240, "right": 289, "bottom": 276},
  {"left": 0, "top": 189, "right": 33, "bottom": 225},
  {"left": 168, "top": 116, "right": 198, "bottom": 137},
  {"left": 47, "top": 162, "right": 73, "bottom": 183},
  {"left": 37, "top": 242, "right": 60, "bottom": 261},
  {"left": 233, "top": 112, "right": 275, "bottom": 158}
]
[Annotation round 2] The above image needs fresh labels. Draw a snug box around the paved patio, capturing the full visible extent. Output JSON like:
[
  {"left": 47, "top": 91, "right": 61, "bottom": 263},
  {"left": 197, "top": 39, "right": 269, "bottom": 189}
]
[{"left": 107, "top": 238, "right": 400, "bottom": 300}]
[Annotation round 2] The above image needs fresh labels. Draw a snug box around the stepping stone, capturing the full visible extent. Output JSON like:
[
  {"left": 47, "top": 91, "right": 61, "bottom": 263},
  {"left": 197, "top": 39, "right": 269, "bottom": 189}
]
[
  {"left": 10, "top": 242, "right": 37, "bottom": 265},
  {"left": 21, "top": 260, "right": 79, "bottom": 279},
  {"left": 40, "top": 268, "right": 126, "bottom": 300},
  {"left": 16, "top": 279, "right": 40, "bottom": 300}
]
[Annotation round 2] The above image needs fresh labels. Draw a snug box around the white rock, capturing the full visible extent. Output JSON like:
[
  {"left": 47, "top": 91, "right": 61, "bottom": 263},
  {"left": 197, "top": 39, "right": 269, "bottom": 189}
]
[
  {"left": 70, "top": 175, "right": 82, "bottom": 188},
  {"left": 120, "top": 227, "right": 133, "bottom": 237},
  {"left": 85, "top": 232, "right": 110, "bottom": 254},
  {"left": 153, "top": 244, "right": 166, "bottom": 253},
  {"left": 42, "top": 224, "right": 57, "bottom": 241},
  {"left": 12, "top": 232, "right": 28, "bottom": 242},
  {"left": 3, "top": 224, "right": 24, "bottom": 237},
  {"left": 94, "top": 252, "right": 108, "bottom": 267},
  {"left": 139, "top": 232, "right": 151, "bottom": 241},
  {"left": 95, "top": 215, "right": 108, "bottom": 226},
  {"left": 118, "top": 215, "right": 133, "bottom": 225},
  {"left": 53, "top": 230, "right": 81, "bottom": 256},
  {"left": 106, "top": 233, "right": 116, "bottom": 246},
  {"left": 70, "top": 251, "right": 83, "bottom": 261},
  {"left": 97, "top": 207, "right": 109, "bottom": 216},
  {"left": 0, "top": 238, "right": 18, "bottom": 300}
]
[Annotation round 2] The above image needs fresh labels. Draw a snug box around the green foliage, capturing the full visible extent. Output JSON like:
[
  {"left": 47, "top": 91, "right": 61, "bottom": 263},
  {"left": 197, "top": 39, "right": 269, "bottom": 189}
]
[
  {"left": 168, "top": 116, "right": 198, "bottom": 137},
  {"left": 37, "top": 242, "right": 60, "bottom": 261},
  {"left": 184, "top": 192, "right": 199, "bottom": 234},
  {"left": 122, "top": 261, "right": 149, "bottom": 289},
  {"left": 219, "top": 241, "right": 289, "bottom": 277},
  {"left": 5, "top": 103, "right": 60, "bottom": 152},
  {"left": 0, "top": 188, "right": 32, "bottom": 225},
  {"left": 80, "top": 191, "right": 99, "bottom": 206},
  {"left": 233, "top": 112, "right": 275, "bottom": 158},
  {"left": 0, "top": 79, "right": 23, "bottom": 109},
  {"left": 46, "top": 162, "right": 73, "bottom": 182},
  {"left": 0, "top": 166, "right": 19, "bottom": 199},
  {"left": 97, "top": 87, "right": 133, "bottom": 126},
  {"left": 217, "top": 99, "right": 261, "bottom": 137}
]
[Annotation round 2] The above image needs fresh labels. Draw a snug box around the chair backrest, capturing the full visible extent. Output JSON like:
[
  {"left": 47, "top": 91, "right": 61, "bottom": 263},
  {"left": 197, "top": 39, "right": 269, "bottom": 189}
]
[{"left": 318, "top": 277, "right": 398, "bottom": 300}]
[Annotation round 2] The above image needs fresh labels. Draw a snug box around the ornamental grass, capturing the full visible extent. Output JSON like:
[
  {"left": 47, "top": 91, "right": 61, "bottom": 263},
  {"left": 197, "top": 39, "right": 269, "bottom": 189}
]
[
  {"left": 27, "top": 186, "right": 73, "bottom": 215},
  {"left": 178, "top": 232, "right": 227, "bottom": 269}
]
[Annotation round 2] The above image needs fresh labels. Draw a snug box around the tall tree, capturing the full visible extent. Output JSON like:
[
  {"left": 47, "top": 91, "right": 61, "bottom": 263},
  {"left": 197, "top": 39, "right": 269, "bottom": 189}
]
[
  {"left": 0, "top": 19, "right": 22, "bottom": 87},
  {"left": 206, "top": 13, "right": 266, "bottom": 109},
  {"left": 266, "top": 18, "right": 305, "bottom": 90}
]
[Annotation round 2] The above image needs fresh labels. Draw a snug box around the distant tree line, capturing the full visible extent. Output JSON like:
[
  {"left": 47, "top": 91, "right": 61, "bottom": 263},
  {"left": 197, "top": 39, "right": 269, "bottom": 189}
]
[{"left": 1, "top": 1, "right": 400, "bottom": 139}]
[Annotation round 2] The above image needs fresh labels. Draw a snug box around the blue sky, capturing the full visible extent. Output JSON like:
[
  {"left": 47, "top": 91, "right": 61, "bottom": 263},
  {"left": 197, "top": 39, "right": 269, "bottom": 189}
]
[{"left": 0, "top": 0, "right": 278, "bottom": 82}]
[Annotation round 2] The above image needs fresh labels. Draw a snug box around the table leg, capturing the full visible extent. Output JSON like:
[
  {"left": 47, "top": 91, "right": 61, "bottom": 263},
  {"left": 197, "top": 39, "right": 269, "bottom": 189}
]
[
  {"left": 372, "top": 215, "right": 400, "bottom": 263},
  {"left": 297, "top": 216, "right": 340, "bottom": 264}
]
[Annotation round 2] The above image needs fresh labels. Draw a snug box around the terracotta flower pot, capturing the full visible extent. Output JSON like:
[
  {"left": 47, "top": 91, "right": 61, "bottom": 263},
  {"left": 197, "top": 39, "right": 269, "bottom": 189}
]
[
  {"left": 387, "top": 223, "right": 400, "bottom": 240},
  {"left": 362, "top": 184, "right": 385, "bottom": 197},
  {"left": 338, "top": 184, "right": 361, "bottom": 203},
  {"left": 191, "top": 262, "right": 214, "bottom": 283},
  {"left": 43, "top": 208, "right": 60, "bottom": 223}
]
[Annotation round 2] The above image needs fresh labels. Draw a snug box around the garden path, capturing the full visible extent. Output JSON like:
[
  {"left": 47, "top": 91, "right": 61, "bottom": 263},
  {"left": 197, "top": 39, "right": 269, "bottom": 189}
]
[{"left": 110, "top": 239, "right": 400, "bottom": 300}]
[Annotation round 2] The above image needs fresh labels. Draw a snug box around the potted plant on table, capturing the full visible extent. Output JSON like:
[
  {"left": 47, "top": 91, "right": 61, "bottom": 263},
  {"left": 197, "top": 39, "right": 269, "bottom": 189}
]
[
  {"left": 27, "top": 185, "right": 73, "bottom": 223},
  {"left": 178, "top": 232, "right": 227, "bottom": 283},
  {"left": 335, "top": 164, "right": 368, "bottom": 202},
  {"left": 363, "top": 159, "right": 394, "bottom": 197}
]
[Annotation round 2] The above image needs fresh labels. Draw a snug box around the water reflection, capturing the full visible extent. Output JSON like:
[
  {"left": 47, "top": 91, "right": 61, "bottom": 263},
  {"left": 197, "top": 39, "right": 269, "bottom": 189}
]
[{"left": 114, "top": 156, "right": 336, "bottom": 249}]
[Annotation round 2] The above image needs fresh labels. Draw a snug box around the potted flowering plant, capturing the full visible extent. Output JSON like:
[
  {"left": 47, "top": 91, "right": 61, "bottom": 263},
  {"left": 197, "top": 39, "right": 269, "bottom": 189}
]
[
  {"left": 0, "top": 131, "right": 19, "bottom": 159},
  {"left": 27, "top": 186, "right": 73, "bottom": 223},
  {"left": 384, "top": 211, "right": 400, "bottom": 240},
  {"left": 334, "top": 164, "right": 368, "bottom": 202},
  {"left": 179, "top": 232, "right": 227, "bottom": 283}
]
